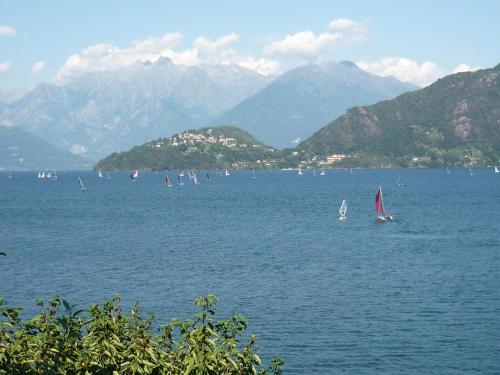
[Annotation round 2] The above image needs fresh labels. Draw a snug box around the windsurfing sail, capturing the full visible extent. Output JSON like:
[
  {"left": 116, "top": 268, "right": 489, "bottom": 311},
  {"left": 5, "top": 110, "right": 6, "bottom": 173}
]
[
  {"left": 495, "top": 166, "right": 499, "bottom": 174},
  {"left": 98, "top": 169, "right": 104, "bottom": 178},
  {"left": 225, "top": 169, "right": 230, "bottom": 176},
  {"left": 78, "top": 177, "right": 87, "bottom": 191},
  {"left": 339, "top": 199, "right": 347, "bottom": 218},
  {"left": 298, "top": 168, "right": 303, "bottom": 175},
  {"left": 193, "top": 173, "right": 199, "bottom": 185},
  {"left": 375, "top": 186, "right": 384, "bottom": 213},
  {"left": 320, "top": 169, "right": 325, "bottom": 176},
  {"left": 252, "top": 169, "right": 256, "bottom": 179},
  {"left": 165, "top": 176, "right": 172, "bottom": 187},
  {"left": 131, "top": 170, "right": 139, "bottom": 180}
]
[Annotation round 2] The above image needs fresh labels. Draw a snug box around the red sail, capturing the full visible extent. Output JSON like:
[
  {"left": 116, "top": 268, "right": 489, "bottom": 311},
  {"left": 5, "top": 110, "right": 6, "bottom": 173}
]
[{"left": 375, "top": 188, "right": 384, "bottom": 213}]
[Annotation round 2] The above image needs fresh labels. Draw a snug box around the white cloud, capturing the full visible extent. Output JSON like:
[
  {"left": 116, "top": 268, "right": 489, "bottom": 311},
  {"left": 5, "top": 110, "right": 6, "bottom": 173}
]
[
  {"left": 0, "top": 62, "right": 11, "bottom": 73},
  {"left": 263, "top": 18, "right": 367, "bottom": 58},
  {"left": 328, "top": 18, "right": 368, "bottom": 43},
  {"left": 453, "top": 63, "right": 481, "bottom": 74},
  {"left": 236, "top": 57, "right": 281, "bottom": 76},
  {"left": 54, "top": 32, "right": 245, "bottom": 83},
  {"left": 0, "top": 26, "right": 16, "bottom": 37},
  {"left": 32, "top": 61, "right": 45, "bottom": 74},
  {"left": 357, "top": 57, "right": 443, "bottom": 87},
  {"left": 263, "top": 31, "right": 340, "bottom": 57},
  {"left": 70, "top": 144, "right": 88, "bottom": 156}
]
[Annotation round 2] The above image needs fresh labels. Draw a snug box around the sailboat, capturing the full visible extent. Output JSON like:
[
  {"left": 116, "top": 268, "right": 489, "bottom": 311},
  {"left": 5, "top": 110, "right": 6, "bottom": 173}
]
[
  {"left": 78, "top": 177, "right": 87, "bottom": 191},
  {"left": 495, "top": 166, "right": 499, "bottom": 174},
  {"left": 53, "top": 170, "right": 58, "bottom": 179},
  {"left": 38, "top": 171, "right": 42, "bottom": 179},
  {"left": 225, "top": 169, "right": 230, "bottom": 176},
  {"left": 338, "top": 199, "right": 347, "bottom": 220},
  {"left": 165, "top": 175, "right": 173, "bottom": 187},
  {"left": 298, "top": 167, "right": 303, "bottom": 175},
  {"left": 193, "top": 172, "right": 199, "bottom": 185},
  {"left": 98, "top": 169, "right": 104, "bottom": 178},
  {"left": 375, "top": 186, "right": 393, "bottom": 222},
  {"left": 130, "top": 170, "right": 139, "bottom": 181},
  {"left": 252, "top": 169, "right": 256, "bottom": 179},
  {"left": 396, "top": 170, "right": 403, "bottom": 186},
  {"left": 46, "top": 171, "right": 52, "bottom": 179},
  {"left": 178, "top": 174, "right": 184, "bottom": 186},
  {"left": 320, "top": 169, "right": 325, "bottom": 176}
]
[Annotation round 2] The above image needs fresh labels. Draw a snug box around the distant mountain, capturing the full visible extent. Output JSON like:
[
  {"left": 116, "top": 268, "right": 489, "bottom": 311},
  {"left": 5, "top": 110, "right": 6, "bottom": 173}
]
[
  {"left": 297, "top": 63, "right": 500, "bottom": 167},
  {"left": 95, "top": 125, "right": 283, "bottom": 171},
  {"left": 0, "top": 58, "right": 273, "bottom": 160},
  {"left": 0, "top": 126, "right": 92, "bottom": 170},
  {"left": 213, "top": 61, "right": 417, "bottom": 148}
]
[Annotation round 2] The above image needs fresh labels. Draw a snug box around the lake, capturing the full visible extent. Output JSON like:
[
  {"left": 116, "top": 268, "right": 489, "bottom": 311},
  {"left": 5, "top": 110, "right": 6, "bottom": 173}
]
[{"left": 1, "top": 168, "right": 499, "bottom": 374}]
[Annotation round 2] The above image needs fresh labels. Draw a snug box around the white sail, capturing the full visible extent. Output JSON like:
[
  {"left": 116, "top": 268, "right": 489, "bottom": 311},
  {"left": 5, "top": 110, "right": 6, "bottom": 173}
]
[
  {"left": 78, "top": 177, "right": 87, "bottom": 191},
  {"left": 225, "top": 169, "right": 230, "bottom": 176},
  {"left": 339, "top": 199, "right": 347, "bottom": 219},
  {"left": 320, "top": 169, "right": 325, "bottom": 176},
  {"left": 98, "top": 169, "right": 104, "bottom": 178},
  {"left": 495, "top": 166, "right": 499, "bottom": 174},
  {"left": 298, "top": 168, "right": 303, "bottom": 175},
  {"left": 252, "top": 170, "right": 256, "bottom": 179}
]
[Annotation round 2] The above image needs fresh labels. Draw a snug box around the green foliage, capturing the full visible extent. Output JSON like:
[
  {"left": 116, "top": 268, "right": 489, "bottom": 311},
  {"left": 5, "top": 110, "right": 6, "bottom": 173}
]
[
  {"left": 0, "top": 295, "right": 283, "bottom": 374},
  {"left": 94, "top": 126, "right": 291, "bottom": 171},
  {"left": 298, "top": 64, "right": 500, "bottom": 167}
]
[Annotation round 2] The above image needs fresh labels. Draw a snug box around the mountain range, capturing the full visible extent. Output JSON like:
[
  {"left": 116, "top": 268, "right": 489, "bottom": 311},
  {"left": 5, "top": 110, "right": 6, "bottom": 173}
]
[
  {"left": 0, "top": 126, "right": 92, "bottom": 170},
  {"left": 297, "top": 63, "right": 500, "bottom": 167},
  {"left": 0, "top": 59, "right": 415, "bottom": 162},
  {"left": 214, "top": 61, "right": 416, "bottom": 148},
  {"left": 96, "top": 62, "right": 500, "bottom": 170},
  {"left": 0, "top": 58, "right": 273, "bottom": 160}
]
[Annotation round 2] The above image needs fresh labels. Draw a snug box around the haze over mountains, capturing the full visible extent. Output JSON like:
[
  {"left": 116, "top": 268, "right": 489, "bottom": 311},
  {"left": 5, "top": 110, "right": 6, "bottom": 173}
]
[
  {"left": 0, "top": 58, "right": 415, "bottom": 163},
  {"left": 0, "top": 126, "right": 92, "bottom": 170},
  {"left": 0, "top": 57, "right": 272, "bottom": 160},
  {"left": 214, "top": 61, "right": 416, "bottom": 148}
]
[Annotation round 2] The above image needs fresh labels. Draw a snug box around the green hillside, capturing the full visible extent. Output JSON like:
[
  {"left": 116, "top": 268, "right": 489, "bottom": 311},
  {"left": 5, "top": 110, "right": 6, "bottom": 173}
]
[
  {"left": 95, "top": 126, "right": 285, "bottom": 171},
  {"left": 297, "top": 63, "right": 500, "bottom": 167}
]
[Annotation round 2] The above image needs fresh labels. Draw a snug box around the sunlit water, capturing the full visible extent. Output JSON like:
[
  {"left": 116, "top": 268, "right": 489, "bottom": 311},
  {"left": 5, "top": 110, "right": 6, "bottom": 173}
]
[{"left": 1, "top": 169, "right": 499, "bottom": 374}]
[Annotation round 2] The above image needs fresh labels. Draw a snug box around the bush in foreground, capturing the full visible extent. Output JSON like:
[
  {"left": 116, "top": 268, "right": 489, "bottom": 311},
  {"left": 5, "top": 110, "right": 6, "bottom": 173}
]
[{"left": 0, "top": 294, "right": 283, "bottom": 374}]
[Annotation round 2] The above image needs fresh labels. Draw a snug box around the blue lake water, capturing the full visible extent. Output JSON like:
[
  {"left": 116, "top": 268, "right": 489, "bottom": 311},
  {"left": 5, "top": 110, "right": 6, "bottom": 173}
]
[{"left": 1, "top": 169, "right": 499, "bottom": 374}]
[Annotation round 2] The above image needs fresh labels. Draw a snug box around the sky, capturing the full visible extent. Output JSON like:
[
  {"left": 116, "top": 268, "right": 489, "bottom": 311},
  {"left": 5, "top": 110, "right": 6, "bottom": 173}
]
[{"left": 0, "top": 0, "right": 499, "bottom": 90}]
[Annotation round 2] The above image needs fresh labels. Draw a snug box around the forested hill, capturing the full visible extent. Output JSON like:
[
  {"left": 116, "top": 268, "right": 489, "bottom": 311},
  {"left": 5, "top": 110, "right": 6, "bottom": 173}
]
[
  {"left": 94, "top": 126, "right": 285, "bottom": 171},
  {"left": 297, "top": 63, "right": 500, "bottom": 167}
]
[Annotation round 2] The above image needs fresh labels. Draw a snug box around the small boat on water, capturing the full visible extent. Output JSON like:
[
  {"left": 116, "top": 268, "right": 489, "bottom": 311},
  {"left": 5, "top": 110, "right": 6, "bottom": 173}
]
[
  {"left": 252, "top": 169, "right": 256, "bottom": 179},
  {"left": 495, "top": 166, "right": 499, "bottom": 174},
  {"left": 375, "top": 185, "right": 393, "bottom": 222},
  {"left": 78, "top": 177, "right": 87, "bottom": 191},
  {"left": 165, "top": 175, "right": 173, "bottom": 187},
  {"left": 178, "top": 173, "right": 184, "bottom": 186},
  {"left": 131, "top": 170, "right": 139, "bottom": 181},
  {"left": 320, "top": 169, "right": 325, "bottom": 176},
  {"left": 98, "top": 169, "right": 104, "bottom": 178},
  {"left": 225, "top": 169, "right": 230, "bottom": 176},
  {"left": 298, "top": 168, "right": 303, "bottom": 176},
  {"left": 339, "top": 199, "right": 347, "bottom": 220}
]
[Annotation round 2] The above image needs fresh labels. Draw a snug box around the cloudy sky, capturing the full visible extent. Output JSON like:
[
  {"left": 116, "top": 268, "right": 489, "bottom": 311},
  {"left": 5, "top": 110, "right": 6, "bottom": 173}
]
[{"left": 0, "top": 0, "right": 498, "bottom": 89}]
